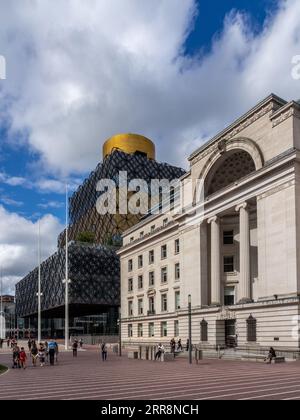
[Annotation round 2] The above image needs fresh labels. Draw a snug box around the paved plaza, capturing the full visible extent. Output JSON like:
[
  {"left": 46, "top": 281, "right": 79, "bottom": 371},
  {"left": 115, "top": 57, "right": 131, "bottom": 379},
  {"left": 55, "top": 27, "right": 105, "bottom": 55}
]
[{"left": 1, "top": 347, "right": 300, "bottom": 400}]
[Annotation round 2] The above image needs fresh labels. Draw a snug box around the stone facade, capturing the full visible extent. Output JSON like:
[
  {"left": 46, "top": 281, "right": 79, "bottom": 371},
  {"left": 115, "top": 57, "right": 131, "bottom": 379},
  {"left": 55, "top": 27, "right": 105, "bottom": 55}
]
[{"left": 118, "top": 94, "right": 300, "bottom": 352}]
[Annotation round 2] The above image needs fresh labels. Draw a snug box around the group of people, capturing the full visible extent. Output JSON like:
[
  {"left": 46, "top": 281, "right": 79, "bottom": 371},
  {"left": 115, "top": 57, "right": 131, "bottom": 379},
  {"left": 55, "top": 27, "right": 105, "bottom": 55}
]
[
  {"left": 154, "top": 338, "right": 186, "bottom": 361},
  {"left": 11, "top": 339, "right": 59, "bottom": 370}
]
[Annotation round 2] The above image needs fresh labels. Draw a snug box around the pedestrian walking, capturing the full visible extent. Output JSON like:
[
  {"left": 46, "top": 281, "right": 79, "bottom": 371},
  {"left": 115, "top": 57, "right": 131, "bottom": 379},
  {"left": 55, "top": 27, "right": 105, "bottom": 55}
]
[
  {"left": 79, "top": 338, "right": 83, "bottom": 349},
  {"left": 101, "top": 343, "right": 108, "bottom": 361},
  {"left": 48, "top": 340, "right": 57, "bottom": 366},
  {"left": 155, "top": 343, "right": 164, "bottom": 361},
  {"left": 38, "top": 344, "right": 46, "bottom": 367},
  {"left": 12, "top": 345, "right": 20, "bottom": 369},
  {"left": 55, "top": 341, "right": 59, "bottom": 363},
  {"left": 170, "top": 338, "right": 176, "bottom": 354},
  {"left": 19, "top": 347, "right": 27, "bottom": 370},
  {"left": 186, "top": 339, "right": 190, "bottom": 352},
  {"left": 72, "top": 340, "right": 78, "bottom": 357},
  {"left": 265, "top": 347, "right": 276, "bottom": 364},
  {"left": 31, "top": 341, "right": 38, "bottom": 367},
  {"left": 27, "top": 338, "right": 32, "bottom": 352},
  {"left": 177, "top": 338, "right": 182, "bottom": 351}
]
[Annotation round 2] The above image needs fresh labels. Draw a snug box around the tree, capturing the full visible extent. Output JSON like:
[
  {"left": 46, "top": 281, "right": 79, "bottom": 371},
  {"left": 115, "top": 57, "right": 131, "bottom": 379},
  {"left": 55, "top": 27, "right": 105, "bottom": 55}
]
[{"left": 76, "top": 231, "right": 95, "bottom": 244}]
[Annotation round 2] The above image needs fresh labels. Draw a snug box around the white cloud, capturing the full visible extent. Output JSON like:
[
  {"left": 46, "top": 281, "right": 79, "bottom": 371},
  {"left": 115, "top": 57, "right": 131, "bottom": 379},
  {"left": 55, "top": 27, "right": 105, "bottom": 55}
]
[
  {"left": 0, "top": 196, "right": 24, "bottom": 207},
  {"left": 1, "top": 1, "right": 299, "bottom": 174},
  {"left": 38, "top": 200, "right": 64, "bottom": 209},
  {"left": 0, "top": 205, "right": 63, "bottom": 294},
  {"left": 0, "top": 0, "right": 298, "bottom": 175}
]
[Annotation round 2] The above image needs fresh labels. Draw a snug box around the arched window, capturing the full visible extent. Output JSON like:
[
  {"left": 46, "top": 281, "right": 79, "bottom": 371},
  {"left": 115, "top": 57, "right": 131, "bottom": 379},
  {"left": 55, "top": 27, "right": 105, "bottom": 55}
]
[
  {"left": 205, "top": 150, "right": 256, "bottom": 196},
  {"left": 247, "top": 315, "right": 257, "bottom": 342},
  {"left": 200, "top": 319, "right": 208, "bottom": 342}
]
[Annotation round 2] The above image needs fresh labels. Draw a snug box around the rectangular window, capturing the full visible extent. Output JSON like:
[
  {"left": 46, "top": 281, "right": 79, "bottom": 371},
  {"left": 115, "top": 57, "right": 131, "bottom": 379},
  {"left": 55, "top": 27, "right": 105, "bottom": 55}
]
[
  {"left": 128, "top": 259, "right": 133, "bottom": 272},
  {"left": 140, "top": 231, "right": 144, "bottom": 238},
  {"left": 149, "top": 250, "right": 155, "bottom": 265},
  {"left": 175, "top": 239, "right": 180, "bottom": 254},
  {"left": 128, "top": 278, "right": 133, "bottom": 292},
  {"left": 138, "top": 275, "right": 143, "bottom": 290},
  {"left": 201, "top": 320, "right": 208, "bottom": 342},
  {"left": 130, "top": 237, "right": 134, "bottom": 243},
  {"left": 174, "top": 320, "right": 179, "bottom": 337},
  {"left": 138, "top": 255, "right": 143, "bottom": 268},
  {"left": 151, "top": 225, "right": 156, "bottom": 233},
  {"left": 161, "top": 245, "right": 167, "bottom": 259},
  {"left": 149, "top": 323, "right": 155, "bottom": 338},
  {"left": 223, "top": 230, "right": 234, "bottom": 245},
  {"left": 161, "top": 294, "right": 168, "bottom": 312},
  {"left": 149, "top": 271, "right": 155, "bottom": 287},
  {"left": 247, "top": 316, "right": 257, "bottom": 342},
  {"left": 224, "top": 286, "right": 235, "bottom": 306},
  {"left": 128, "top": 324, "right": 133, "bottom": 338},
  {"left": 138, "top": 298, "right": 144, "bottom": 315},
  {"left": 175, "top": 291, "right": 180, "bottom": 310},
  {"left": 163, "top": 218, "right": 168, "bottom": 227},
  {"left": 128, "top": 301, "right": 133, "bottom": 317},
  {"left": 161, "top": 267, "right": 168, "bottom": 284},
  {"left": 148, "top": 296, "right": 155, "bottom": 315},
  {"left": 224, "top": 256, "right": 234, "bottom": 273},
  {"left": 175, "top": 263, "right": 180, "bottom": 280},
  {"left": 161, "top": 321, "right": 168, "bottom": 337},
  {"left": 138, "top": 324, "right": 143, "bottom": 338}
]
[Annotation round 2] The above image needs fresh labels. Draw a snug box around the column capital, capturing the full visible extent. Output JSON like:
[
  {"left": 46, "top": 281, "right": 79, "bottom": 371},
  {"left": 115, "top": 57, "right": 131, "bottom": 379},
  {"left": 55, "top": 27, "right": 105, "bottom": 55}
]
[
  {"left": 235, "top": 202, "right": 248, "bottom": 212},
  {"left": 207, "top": 216, "right": 219, "bottom": 224}
]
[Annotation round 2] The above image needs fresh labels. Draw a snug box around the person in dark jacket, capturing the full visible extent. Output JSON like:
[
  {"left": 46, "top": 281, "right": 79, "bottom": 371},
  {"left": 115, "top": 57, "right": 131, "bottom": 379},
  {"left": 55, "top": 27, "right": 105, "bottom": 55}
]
[{"left": 266, "top": 347, "right": 276, "bottom": 364}]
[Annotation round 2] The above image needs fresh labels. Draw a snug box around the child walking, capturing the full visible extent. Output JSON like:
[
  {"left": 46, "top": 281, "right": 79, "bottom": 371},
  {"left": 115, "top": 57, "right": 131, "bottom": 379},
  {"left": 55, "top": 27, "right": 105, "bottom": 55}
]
[{"left": 19, "top": 347, "right": 27, "bottom": 370}]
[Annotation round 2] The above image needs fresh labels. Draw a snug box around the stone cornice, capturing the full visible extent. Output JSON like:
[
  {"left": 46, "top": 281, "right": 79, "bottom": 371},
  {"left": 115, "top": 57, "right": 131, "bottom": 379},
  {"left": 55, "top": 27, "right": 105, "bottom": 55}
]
[
  {"left": 270, "top": 101, "right": 300, "bottom": 128},
  {"left": 189, "top": 94, "right": 286, "bottom": 165}
]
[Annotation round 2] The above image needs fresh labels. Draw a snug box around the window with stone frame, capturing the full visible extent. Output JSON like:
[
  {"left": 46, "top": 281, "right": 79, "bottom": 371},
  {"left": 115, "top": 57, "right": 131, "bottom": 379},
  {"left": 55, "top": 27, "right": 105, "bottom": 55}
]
[
  {"left": 175, "top": 239, "right": 180, "bottom": 254},
  {"left": 138, "top": 255, "right": 143, "bottom": 268},
  {"left": 201, "top": 319, "right": 208, "bottom": 342},
  {"left": 148, "top": 322, "right": 155, "bottom": 337},
  {"left": 149, "top": 271, "right": 155, "bottom": 287},
  {"left": 224, "top": 256, "right": 234, "bottom": 273},
  {"left": 149, "top": 250, "right": 155, "bottom": 265},
  {"left": 161, "top": 245, "right": 167, "bottom": 259},
  {"left": 128, "top": 278, "right": 133, "bottom": 292},
  {"left": 128, "top": 324, "right": 133, "bottom": 338},
  {"left": 128, "top": 301, "right": 133, "bottom": 317},
  {"left": 247, "top": 315, "right": 257, "bottom": 342},
  {"left": 161, "top": 293, "right": 168, "bottom": 312},
  {"left": 138, "top": 275, "right": 144, "bottom": 290},
  {"left": 175, "top": 263, "right": 180, "bottom": 280},
  {"left": 161, "top": 321, "right": 168, "bottom": 337},
  {"left": 161, "top": 267, "right": 168, "bottom": 284},
  {"left": 223, "top": 230, "right": 234, "bottom": 245},
  {"left": 138, "top": 298, "right": 144, "bottom": 315},
  {"left": 138, "top": 323, "right": 143, "bottom": 337}
]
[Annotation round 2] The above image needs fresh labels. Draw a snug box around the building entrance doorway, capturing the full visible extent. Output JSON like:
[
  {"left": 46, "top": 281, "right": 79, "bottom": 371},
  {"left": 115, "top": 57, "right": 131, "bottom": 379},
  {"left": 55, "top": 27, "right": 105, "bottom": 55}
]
[{"left": 225, "top": 320, "right": 237, "bottom": 348}]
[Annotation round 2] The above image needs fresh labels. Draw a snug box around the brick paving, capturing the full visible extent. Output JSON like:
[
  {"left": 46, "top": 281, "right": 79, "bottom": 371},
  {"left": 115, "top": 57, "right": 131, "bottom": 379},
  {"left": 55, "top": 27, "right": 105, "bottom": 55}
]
[{"left": 1, "top": 348, "right": 300, "bottom": 400}]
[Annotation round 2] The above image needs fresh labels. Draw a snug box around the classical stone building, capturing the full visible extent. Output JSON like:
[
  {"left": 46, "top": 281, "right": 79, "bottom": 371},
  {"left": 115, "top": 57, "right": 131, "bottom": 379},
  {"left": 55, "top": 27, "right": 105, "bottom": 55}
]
[{"left": 118, "top": 94, "right": 300, "bottom": 353}]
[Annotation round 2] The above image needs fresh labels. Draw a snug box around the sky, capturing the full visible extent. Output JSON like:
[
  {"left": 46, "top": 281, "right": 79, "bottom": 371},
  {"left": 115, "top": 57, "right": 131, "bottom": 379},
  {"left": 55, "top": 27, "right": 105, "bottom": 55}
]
[{"left": 0, "top": 0, "right": 300, "bottom": 294}]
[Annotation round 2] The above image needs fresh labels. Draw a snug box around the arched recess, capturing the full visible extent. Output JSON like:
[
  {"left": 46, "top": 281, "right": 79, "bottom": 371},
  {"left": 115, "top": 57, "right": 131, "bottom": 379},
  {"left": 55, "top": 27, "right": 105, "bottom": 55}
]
[{"left": 198, "top": 138, "right": 263, "bottom": 198}]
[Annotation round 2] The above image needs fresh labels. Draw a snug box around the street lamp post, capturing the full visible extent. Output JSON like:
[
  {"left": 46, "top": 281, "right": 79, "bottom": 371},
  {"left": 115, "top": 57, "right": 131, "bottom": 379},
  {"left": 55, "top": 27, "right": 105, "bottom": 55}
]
[
  {"left": 37, "top": 220, "right": 43, "bottom": 344},
  {"left": 64, "top": 185, "right": 71, "bottom": 350},
  {"left": 188, "top": 294, "right": 192, "bottom": 364}
]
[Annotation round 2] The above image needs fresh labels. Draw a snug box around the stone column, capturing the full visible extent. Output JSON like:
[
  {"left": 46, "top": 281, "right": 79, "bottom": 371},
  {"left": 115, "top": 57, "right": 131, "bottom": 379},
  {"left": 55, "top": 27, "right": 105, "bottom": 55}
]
[
  {"left": 208, "top": 216, "right": 221, "bottom": 306},
  {"left": 236, "top": 203, "right": 252, "bottom": 303}
]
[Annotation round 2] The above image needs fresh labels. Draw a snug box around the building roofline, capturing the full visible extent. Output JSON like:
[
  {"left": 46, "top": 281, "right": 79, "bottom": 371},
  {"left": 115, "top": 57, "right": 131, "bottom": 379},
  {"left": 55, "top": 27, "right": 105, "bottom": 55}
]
[{"left": 188, "top": 93, "right": 287, "bottom": 162}]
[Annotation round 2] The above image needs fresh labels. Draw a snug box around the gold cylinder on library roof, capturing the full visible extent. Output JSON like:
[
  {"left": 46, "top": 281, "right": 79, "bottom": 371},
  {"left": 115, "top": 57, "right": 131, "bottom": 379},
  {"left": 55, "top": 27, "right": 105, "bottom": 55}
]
[{"left": 103, "top": 133, "right": 156, "bottom": 160}]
